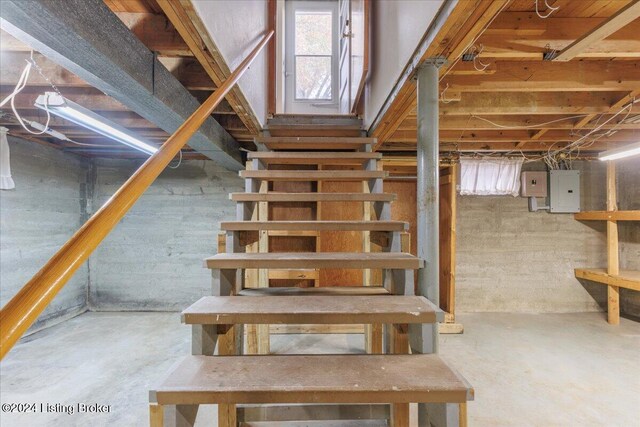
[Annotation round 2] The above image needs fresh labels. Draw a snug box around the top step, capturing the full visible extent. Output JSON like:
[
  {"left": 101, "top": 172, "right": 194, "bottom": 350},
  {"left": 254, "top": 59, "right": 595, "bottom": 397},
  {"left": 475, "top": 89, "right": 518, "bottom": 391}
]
[
  {"left": 247, "top": 151, "right": 381, "bottom": 165},
  {"left": 256, "top": 137, "right": 375, "bottom": 151}
]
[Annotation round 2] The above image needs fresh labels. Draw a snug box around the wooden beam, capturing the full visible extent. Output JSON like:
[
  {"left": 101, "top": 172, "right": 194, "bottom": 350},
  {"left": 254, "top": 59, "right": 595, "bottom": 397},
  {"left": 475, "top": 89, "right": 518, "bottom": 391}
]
[
  {"left": 0, "top": 0, "right": 242, "bottom": 168},
  {"left": 439, "top": 92, "right": 625, "bottom": 116},
  {"left": 444, "top": 61, "right": 640, "bottom": 92},
  {"left": 554, "top": 1, "right": 640, "bottom": 61},
  {"left": 606, "top": 161, "right": 620, "bottom": 325},
  {"left": 157, "top": 0, "right": 262, "bottom": 135},
  {"left": 480, "top": 12, "right": 640, "bottom": 59},
  {"left": 574, "top": 90, "right": 640, "bottom": 129},
  {"left": 421, "top": 115, "right": 640, "bottom": 131},
  {"left": 378, "top": 140, "right": 625, "bottom": 153},
  {"left": 575, "top": 211, "right": 640, "bottom": 221}
]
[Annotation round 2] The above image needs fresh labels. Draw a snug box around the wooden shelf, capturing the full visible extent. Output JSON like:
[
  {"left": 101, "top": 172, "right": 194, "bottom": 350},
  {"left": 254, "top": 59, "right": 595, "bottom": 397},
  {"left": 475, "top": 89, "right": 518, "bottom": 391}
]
[
  {"left": 575, "top": 268, "right": 640, "bottom": 291},
  {"left": 574, "top": 211, "right": 640, "bottom": 221}
]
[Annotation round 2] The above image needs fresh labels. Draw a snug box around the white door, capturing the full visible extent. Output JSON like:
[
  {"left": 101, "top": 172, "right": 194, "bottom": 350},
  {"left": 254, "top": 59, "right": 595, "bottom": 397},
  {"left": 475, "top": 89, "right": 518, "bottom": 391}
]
[{"left": 284, "top": 0, "right": 339, "bottom": 114}]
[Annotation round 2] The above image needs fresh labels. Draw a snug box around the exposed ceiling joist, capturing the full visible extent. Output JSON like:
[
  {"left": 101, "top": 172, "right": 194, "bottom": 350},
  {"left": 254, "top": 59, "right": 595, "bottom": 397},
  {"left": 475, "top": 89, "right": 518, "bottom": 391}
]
[
  {"left": 439, "top": 92, "right": 625, "bottom": 116},
  {"left": 0, "top": 0, "right": 243, "bottom": 169},
  {"left": 554, "top": 0, "right": 640, "bottom": 61},
  {"left": 481, "top": 12, "right": 640, "bottom": 59},
  {"left": 443, "top": 61, "right": 640, "bottom": 92},
  {"left": 157, "top": 0, "right": 262, "bottom": 135}
]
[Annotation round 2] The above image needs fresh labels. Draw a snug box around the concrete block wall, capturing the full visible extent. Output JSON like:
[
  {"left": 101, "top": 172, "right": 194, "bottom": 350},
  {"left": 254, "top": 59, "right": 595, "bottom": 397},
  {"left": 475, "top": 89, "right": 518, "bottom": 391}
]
[
  {"left": 0, "top": 137, "right": 89, "bottom": 331},
  {"left": 88, "top": 158, "right": 243, "bottom": 311},
  {"left": 618, "top": 157, "right": 640, "bottom": 318},
  {"left": 455, "top": 161, "right": 609, "bottom": 313}
]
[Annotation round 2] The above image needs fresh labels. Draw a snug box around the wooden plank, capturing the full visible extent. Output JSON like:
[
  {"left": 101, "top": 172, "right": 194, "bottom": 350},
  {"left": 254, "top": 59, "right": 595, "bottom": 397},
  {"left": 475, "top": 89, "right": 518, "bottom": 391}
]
[
  {"left": 256, "top": 136, "right": 374, "bottom": 150},
  {"left": 238, "top": 286, "right": 390, "bottom": 296},
  {"left": 217, "top": 324, "right": 238, "bottom": 427},
  {"left": 269, "top": 324, "right": 364, "bottom": 334},
  {"left": 153, "top": 354, "right": 474, "bottom": 405},
  {"left": 554, "top": 1, "right": 640, "bottom": 61},
  {"left": 606, "top": 161, "right": 620, "bottom": 325},
  {"left": 574, "top": 210, "right": 640, "bottom": 221},
  {"left": 221, "top": 221, "right": 408, "bottom": 232},
  {"left": 247, "top": 151, "right": 381, "bottom": 164},
  {"left": 268, "top": 269, "right": 319, "bottom": 280},
  {"left": 205, "top": 252, "right": 423, "bottom": 270},
  {"left": 240, "top": 170, "right": 388, "bottom": 181},
  {"left": 575, "top": 268, "right": 640, "bottom": 292},
  {"left": 182, "top": 296, "right": 442, "bottom": 325},
  {"left": 390, "top": 323, "right": 410, "bottom": 427},
  {"left": 231, "top": 192, "right": 396, "bottom": 202},
  {"left": 149, "top": 403, "right": 163, "bottom": 427}
]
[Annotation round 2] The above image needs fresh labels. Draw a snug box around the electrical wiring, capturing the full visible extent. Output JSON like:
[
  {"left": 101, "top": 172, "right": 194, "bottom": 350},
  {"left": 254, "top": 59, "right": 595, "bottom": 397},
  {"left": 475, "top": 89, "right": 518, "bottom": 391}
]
[
  {"left": 470, "top": 114, "right": 591, "bottom": 130},
  {"left": 168, "top": 150, "right": 183, "bottom": 169},
  {"left": 535, "top": 0, "right": 559, "bottom": 19}
]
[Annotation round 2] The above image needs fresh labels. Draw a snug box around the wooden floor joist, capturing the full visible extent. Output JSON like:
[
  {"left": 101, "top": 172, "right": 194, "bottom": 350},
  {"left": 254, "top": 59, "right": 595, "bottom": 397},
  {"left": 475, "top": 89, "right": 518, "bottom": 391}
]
[{"left": 247, "top": 151, "right": 381, "bottom": 164}]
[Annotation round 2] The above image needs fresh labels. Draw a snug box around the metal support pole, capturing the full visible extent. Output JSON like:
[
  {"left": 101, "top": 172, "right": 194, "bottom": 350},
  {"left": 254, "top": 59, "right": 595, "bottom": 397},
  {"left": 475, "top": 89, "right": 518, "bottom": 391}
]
[
  {"left": 416, "top": 59, "right": 444, "bottom": 352},
  {"left": 414, "top": 58, "right": 456, "bottom": 427}
]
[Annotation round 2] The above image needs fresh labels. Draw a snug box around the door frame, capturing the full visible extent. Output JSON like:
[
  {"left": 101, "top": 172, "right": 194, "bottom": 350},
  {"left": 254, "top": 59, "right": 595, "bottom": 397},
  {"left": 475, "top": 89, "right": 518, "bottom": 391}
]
[{"left": 284, "top": 0, "right": 340, "bottom": 114}]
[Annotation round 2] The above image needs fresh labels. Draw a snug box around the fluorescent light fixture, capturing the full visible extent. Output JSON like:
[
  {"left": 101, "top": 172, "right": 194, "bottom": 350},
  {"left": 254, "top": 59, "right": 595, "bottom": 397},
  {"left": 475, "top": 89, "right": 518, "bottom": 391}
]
[
  {"left": 598, "top": 142, "right": 640, "bottom": 161},
  {"left": 34, "top": 92, "right": 158, "bottom": 155}
]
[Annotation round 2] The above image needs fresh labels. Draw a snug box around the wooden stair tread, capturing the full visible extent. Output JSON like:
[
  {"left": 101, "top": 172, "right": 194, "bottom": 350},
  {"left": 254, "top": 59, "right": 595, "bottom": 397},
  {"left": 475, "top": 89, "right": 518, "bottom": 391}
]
[
  {"left": 575, "top": 268, "right": 640, "bottom": 291},
  {"left": 238, "top": 286, "right": 390, "bottom": 296},
  {"left": 221, "top": 221, "right": 408, "bottom": 232},
  {"left": 248, "top": 152, "right": 380, "bottom": 164},
  {"left": 205, "top": 252, "right": 423, "bottom": 269},
  {"left": 153, "top": 354, "right": 474, "bottom": 405},
  {"left": 256, "top": 137, "right": 375, "bottom": 151},
  {"left": 574, "top": 210, "right": 640, "bottom": 221},
  {"left": 182, "top": 295, "right": 442, "bottom": 324},
  {"left": 231, "top": 193, "right": 396, "bottom": 202},
  {"left": 240, "top": 170, "right": 387, "bottom": 181}
]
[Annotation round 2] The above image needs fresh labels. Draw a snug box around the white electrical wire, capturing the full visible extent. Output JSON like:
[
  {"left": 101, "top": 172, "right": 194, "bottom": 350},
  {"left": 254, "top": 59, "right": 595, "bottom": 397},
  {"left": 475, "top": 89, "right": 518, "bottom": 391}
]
[
  {"left": 471, "top": 114, "right": 591, "bottom": 130},
  {"left": 168, "top": 150, "right": 183, "bottom": 169},
  {"left": 535, "top": 0, "right": 559, "bottom": 19},
  {"left": 440, "top": 84, "right": 454, "bottom": 104}
]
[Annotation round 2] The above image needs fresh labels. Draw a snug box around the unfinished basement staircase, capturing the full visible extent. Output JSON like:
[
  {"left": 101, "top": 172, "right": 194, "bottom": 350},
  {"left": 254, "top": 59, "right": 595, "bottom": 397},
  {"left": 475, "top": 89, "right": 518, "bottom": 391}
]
[{"left": 150, "top": 130, "right": 473, "bottom": 427}]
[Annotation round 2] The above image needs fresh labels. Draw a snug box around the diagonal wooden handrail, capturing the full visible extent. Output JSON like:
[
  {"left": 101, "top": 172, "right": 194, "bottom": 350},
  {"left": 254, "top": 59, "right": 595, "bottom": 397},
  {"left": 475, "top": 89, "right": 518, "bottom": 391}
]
[{"left": 0, "top": 30, "right": 274, "bottom": 360}]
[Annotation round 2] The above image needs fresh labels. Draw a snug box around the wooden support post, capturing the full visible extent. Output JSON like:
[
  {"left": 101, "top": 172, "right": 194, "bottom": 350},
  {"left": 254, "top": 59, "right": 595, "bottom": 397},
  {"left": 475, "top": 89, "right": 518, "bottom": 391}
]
[
  {"left": 218, "top": 324, "right": 238, "bottom": 427},
  {"left": 459, "top": 403, "right": 468, "bottom": 427},
  {"left": 606, "top": 161, "right": 620, "bottom": 325},
  {"left": 149, "top": 403, "right": 163, "bottom": 427},
  {"left": 192, "top": 324, "right": 217, "bottom": 356},
  {"left": 390, "top": 323, "right": 410, "bottom": 427}
]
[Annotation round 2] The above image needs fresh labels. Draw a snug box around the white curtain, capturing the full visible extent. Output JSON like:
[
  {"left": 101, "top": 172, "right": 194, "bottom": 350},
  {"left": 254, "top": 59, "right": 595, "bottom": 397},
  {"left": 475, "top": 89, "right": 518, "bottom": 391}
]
[
  {"left": 0, "top": 127, "right": 15, "bottom": 190},
  {"left": 459, "top": 157, "right": 523, "bottom": 197}
]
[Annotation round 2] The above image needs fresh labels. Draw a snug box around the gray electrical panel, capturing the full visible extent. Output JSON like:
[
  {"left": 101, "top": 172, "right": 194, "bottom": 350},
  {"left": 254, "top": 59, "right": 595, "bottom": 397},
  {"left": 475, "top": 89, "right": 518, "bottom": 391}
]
[{"left": 549, "top": 170, "right": 580, "bottom": 213}]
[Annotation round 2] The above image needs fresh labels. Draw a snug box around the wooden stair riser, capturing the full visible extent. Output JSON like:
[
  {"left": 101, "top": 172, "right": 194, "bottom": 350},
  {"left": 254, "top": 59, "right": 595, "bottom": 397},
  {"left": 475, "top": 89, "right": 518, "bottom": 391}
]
[
  {"left": 221, "top": 221, "right": 409, "bottom": 232},
  {"left": 230, "top": 193, "right": 396, "bottom": 203}
]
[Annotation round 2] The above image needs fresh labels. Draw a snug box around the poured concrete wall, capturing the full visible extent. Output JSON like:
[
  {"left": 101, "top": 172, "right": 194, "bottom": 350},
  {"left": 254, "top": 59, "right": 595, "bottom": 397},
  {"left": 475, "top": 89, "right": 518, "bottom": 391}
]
[
  {"left": 456, "top": 161, "right": 610, "bottom": 313},
  {"left": 618, "top": 157, "right": 640, "bottom": 318},
  {"left": 364, "top": 0, "right": 444, "bottom": 128},
  {"left": 0, "top": 137, "right": 89, "bottom": 331},
  {"left": 191, "top": 0, "right": 268, "bottom": 125},
  {"left": 88, "top": 158, "right": 243, "bottom": 310}
]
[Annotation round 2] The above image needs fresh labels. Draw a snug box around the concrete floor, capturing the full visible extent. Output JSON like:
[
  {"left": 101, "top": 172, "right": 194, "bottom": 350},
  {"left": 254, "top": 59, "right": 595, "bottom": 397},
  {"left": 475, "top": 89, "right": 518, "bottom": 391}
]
[{"left": 0, "top": 312, "right": 638, "bottom": 427}]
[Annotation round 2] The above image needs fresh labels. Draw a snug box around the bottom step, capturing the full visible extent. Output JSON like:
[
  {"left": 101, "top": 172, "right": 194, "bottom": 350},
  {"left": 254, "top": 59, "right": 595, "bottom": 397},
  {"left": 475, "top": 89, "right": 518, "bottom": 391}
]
[
  {"left": 152, "top": 355, "right": 474, "bottom": 405},
  {"left": 238, "top": 286, "right": 390, "bottom": 296}
]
